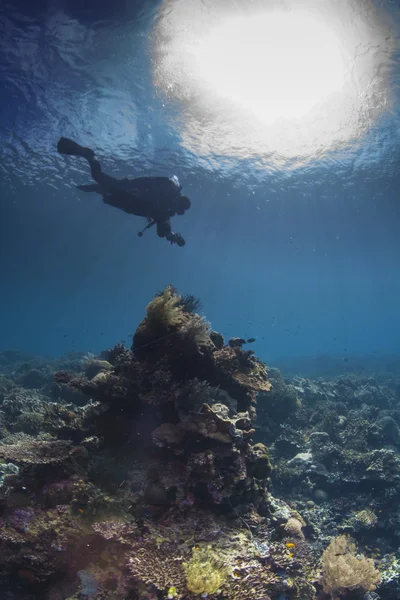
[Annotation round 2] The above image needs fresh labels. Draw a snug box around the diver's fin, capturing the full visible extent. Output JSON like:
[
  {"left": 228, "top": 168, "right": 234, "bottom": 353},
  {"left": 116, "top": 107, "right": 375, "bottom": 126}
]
[
  {"left": 57, "top": 137, "right": 95, "bottom": 161},
  {"left": 76, "top": 183, "right": 102, "bottom": 193}
]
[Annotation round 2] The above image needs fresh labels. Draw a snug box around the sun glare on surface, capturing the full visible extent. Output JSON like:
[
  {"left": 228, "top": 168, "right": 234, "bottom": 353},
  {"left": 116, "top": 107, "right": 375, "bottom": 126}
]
[
  {"left": 193, "top": 11, "right": 345, "bottom": 125},
  {"left": 152, "top": 0, "right": 396, "bottom": 166}
]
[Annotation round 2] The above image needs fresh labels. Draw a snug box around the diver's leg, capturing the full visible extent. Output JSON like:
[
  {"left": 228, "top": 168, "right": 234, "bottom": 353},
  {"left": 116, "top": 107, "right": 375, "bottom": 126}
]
[
  {"left": 57, "top": 137, "right": 121, "bottom": 193},
  {"left": 88, "top": 158, "right": 121, "bottom": 193},
  {"left": 57, "top": 137, "right": 95, "bottom": 161}
]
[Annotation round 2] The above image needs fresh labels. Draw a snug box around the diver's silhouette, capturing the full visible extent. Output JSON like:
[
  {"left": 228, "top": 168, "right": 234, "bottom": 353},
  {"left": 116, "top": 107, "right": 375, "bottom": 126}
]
[{"left": 57, "top": 137, "right": 190, "bottom": 246}]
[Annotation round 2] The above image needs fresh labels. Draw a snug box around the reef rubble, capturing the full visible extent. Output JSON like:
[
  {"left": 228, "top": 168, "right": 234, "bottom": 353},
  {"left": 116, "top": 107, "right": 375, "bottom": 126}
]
[{"left": 0, "top": 288, "right": 399, "bottom": 599}]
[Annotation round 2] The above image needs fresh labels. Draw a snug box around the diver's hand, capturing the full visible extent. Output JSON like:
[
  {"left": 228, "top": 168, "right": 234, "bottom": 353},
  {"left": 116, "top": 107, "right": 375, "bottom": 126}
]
[
  {"left": 166, "top": 232, "right": 185, "bottom": 246},
  {"left": 174, "top": 233, "right": 185, "bottom": 247}
]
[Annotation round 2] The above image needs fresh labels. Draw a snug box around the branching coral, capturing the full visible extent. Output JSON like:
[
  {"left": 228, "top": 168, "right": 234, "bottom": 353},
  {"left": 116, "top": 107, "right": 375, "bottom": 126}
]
[
  {"left": 127, "top": 523, "right": 276, "bottom": 599},
  {"left": 320, "top": 535, "right": 381, "bottom": 598},
  {"left": 129, "top": 544, "right": 188, "bottom": 596},
  {"left": 2, "top": 388, "right": 46, "bottom": 419}
]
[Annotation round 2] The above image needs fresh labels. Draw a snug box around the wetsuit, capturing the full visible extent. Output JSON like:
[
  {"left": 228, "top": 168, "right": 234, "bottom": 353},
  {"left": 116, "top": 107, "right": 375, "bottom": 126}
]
[{"left": 57, "top": 137, "right": 188, "bottom": 246}]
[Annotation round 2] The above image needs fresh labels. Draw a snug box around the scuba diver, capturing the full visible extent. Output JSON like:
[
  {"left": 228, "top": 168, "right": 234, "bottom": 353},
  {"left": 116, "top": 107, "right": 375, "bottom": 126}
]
[{"left": 57, "top": 137, "right": 190, "bottom": 246}]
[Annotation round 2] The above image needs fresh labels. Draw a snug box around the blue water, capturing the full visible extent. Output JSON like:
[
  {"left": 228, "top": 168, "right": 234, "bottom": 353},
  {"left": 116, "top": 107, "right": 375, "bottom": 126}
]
[{"left": 1, "top": 0, "right": 400, "bottom": 372}]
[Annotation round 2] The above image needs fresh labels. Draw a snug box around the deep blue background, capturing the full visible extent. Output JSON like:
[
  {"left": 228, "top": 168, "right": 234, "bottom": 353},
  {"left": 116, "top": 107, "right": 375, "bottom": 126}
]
[{"left": 1, "top": 0, "right": 399, "bottom": 370}]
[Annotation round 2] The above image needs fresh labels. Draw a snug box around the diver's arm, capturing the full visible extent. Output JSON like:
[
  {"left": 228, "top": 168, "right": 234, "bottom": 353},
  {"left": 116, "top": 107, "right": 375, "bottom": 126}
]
[{"left": 156, "top": 220, "right": 185, "bottom": 246}]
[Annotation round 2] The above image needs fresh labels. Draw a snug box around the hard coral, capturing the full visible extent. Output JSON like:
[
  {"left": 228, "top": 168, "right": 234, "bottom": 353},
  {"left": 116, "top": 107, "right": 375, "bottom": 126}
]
[
  {"left": 83, "top": 357, "right": 112, "bottom": 380},
  {"left": 0, "top": 440, "right": 74, "bottom": 466},
  {"left": 352, "top": 508, "right": 378, "bottom": 529},
  {"left": 128, "top": 538, "right": 275, "bottom": 600},
  {"left": 247, "top": 443, "right": 272, "bottom": 480},
  {"left": 283, "top": 515, "right": 306, "bottom": 540},
  {"left": 0, "top": 440, "right": 88, "bottom": 493},
  {"left": 128, "top": 288, "right": 271, "bottom": 419},
  {"left": 0, "top": 505, "right": 105, "bottom": 587},
  {"left": 129, "top": 543, "right": 188, "bottom": 597},
  {"left": 174, "top": 378, "right": 212, "bottom": 420},
  {"left": 212, "top": 347, "right": 271, "bottom": 417}
]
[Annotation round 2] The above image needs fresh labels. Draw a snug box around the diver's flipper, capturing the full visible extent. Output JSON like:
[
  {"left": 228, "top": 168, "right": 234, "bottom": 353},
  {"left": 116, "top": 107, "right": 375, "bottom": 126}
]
[
  {"left": 76, "top": 183, "right": 102, "bottom": 193},
  {"left": 57, "top": 137, "right": 95, "bottom": 161}
]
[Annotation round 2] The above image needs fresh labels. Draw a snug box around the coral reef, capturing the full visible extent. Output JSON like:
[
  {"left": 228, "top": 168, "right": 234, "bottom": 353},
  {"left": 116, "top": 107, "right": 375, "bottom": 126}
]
[
  {"left": 131, "top": 286, "right": 271, "bottom": 418},
  {"left": 1, "top": 292, "right": 400, "bottom": 599},
  {"left": 52, "top": 289, "right": 273, "bottom": 512}
]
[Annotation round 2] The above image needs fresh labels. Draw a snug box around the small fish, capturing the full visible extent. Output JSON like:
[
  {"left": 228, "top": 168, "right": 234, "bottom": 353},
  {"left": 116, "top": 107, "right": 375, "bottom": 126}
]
[
  {"left": 228, "top": 337, "right": 246, "bottom": 348},
  {"left": 247, "top": 337, "right": 256, "bottom": 344}
]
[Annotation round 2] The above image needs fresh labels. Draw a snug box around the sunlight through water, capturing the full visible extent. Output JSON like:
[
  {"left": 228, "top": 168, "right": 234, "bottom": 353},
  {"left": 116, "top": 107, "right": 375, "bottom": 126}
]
[
  {"left": 152, "top": 0, "right": 396, "bottom": 166},
  {"left": 193, "top": 11, "right": 345, "bottom": 124}
]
